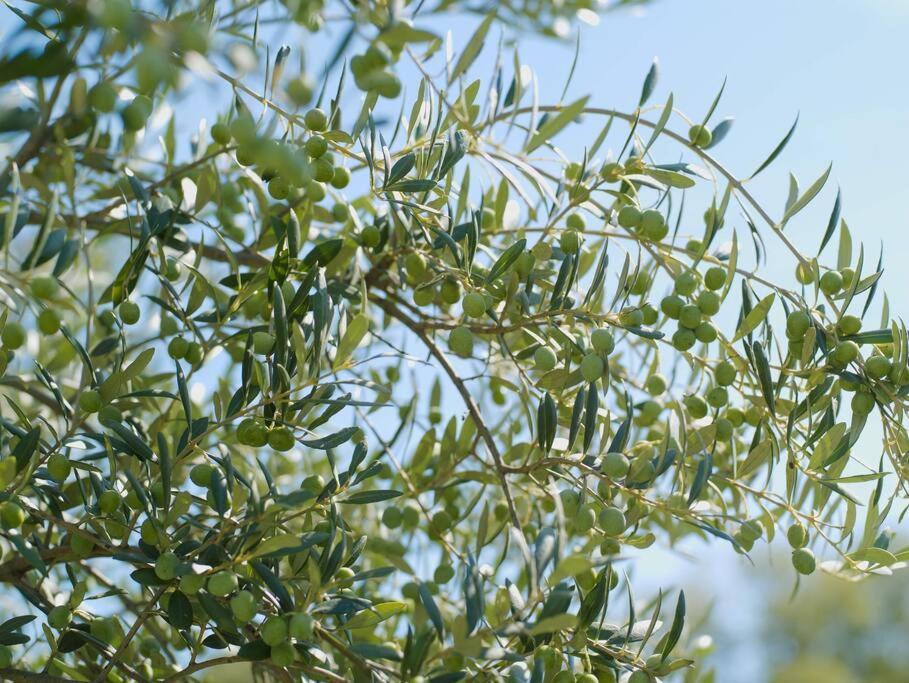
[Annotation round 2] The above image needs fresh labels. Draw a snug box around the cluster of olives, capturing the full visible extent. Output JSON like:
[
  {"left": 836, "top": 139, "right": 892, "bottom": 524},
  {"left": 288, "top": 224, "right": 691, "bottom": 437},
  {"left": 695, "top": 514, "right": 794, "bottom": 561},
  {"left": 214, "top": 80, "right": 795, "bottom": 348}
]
[
  {"left": 787, "top": 308, "right": 909, "bottom": 417},
  {"left": 233, "top": 418, "right": 296, "bottom": 452},
  {"left": 350, "top": 45, "right": 402, "bottom": 99},
  {"left": 796, "top": 262, "right": 856, "bottom": 295},
  {"left": 165, "top": 565, "right": 316, "bottom": 666},
  {"left": 210, "top": 109, "right": 350, "bottom": 214},
  {"left": 616, "top": 204, "right": 669, "bottom": 242},
  {"left": 661, "top": 266, "right": 725, "bottom": 352}
]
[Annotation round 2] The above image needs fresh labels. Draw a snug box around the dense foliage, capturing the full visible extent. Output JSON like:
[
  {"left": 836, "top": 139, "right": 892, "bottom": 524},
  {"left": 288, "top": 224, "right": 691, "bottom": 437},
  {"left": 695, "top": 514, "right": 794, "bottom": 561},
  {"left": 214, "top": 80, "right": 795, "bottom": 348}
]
[{"left": 0, "top": 0, "right": 907, "bottom": 681}]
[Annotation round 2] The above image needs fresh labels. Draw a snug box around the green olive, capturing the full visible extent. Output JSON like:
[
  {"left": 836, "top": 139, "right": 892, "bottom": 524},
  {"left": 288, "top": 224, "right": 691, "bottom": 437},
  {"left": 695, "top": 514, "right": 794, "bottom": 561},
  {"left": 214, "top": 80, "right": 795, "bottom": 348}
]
[
  {"left": 688, "top": 124, "right": 712, "bottom": 147},
  {"left": 600, "top": 452, "right": 630, "bottom": 479},
  {"left": 599, "top": 507, "right": 626, "bottom": 537},
  {"left": 304, "top": 108, "right": 328, "bottom": 132},
  {"left": 791, "top": 547, "right": 816, "bottom": 575},
  {"left": 449, "top": 326, "right": 473, "bottom": 357},
  {"left": 580, "top": 353, "right": 605, "bottom": 382}
]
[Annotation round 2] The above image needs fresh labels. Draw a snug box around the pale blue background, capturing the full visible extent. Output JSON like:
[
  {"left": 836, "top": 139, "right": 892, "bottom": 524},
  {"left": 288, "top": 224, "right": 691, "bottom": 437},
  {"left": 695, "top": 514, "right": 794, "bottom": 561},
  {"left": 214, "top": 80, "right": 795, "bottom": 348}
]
[{"left": 3, "top": 1, "right": 908, "bottom": 679}]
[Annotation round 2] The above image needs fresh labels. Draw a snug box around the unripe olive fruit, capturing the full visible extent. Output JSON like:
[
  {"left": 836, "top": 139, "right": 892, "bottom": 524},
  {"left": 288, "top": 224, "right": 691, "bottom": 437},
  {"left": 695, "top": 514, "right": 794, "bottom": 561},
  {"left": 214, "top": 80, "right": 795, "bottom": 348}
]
[
  {"left": 462, "top": 292, "right": 486, "bottom": 318},
  {"left": 601, "top": 452, "right": 630, "bottom": 479},
  {"left": 154, "top": 551, "right": 179, "bottom": 581},
  {"left": 413, "top": 286, "right": 435, "bottom": 307},
  {"left": 792, "top": 547, "right": 816, "bottom": 575},
  {"left": 706, "top": 386, "right": 728, "bottom": 408},
  {"left": 253, "top": 331, "right": 275, "bottom": 355},
  {"left": 714, "top": 361, "right": 737, "bottom": 386},
  {"left": 89, "top": 82, "right": 117, "bottom": 112},
  {"left": 566, "top": 213, "right": 585, "bottom": 230},
  {"left": 185, "top": 342, "right": 204, "bottom": 365},
  {"left": 832, "top": 340, "right": 859, "bottom": 366},
  {"left": 271, "top": 641, "right": 296, "bottom": 666},
  {"left": 121, "top": 98, "right": 151, "bottom": 131},
  {"left": 237, "top": 418, "right": 268, "bottom": 447},
  {"left": 31, "top": 276, "right": 58, "bottom": 299},
  {"left": 211, "top": 122, "right": 231, "bottom": 144},
  {"left": 119, "top": 301, "right": 140, "bottom": 325},
  {"left": 305, "top": 135, "right": 328, "bottom": 157},
  {"left": 685, "top": 395, "right": 708, "bottom": 419},
  {"left": 575, "top": 504, "right": 597, "bottom": 533},
  {"left": 47, "top": 453, "right": 71, "bottom": 482},
  {"left": 672, "top": 328, "right": 696, "bottom": 351},
  {"left": 840, "top": 267, "right": 856, "bottom": 288},
  {"left": 795, "top": 262, "right": 814, "bottom": 284},
  {"left": 697, "top": 290, "right": 721, "bottom": 316},
  {"left": 819, "top": 270, "right": 843, "bottom": 295},
  {"left": 99, "top": 489, "right": 121, "bottom": 514},
  {"left": 787, "top": 523, "right": 808, "bottom": 549},
  {"left": 331, "top": 166, "right": 351, "bottom": 189},
  {"left": 313, "top": 159, "right": 334, "bottom": 183},
  {"left": 48, "top": 605, "right": 71, "bottom": 630},
  {"left": 37, "top": 309, "right": 61, "bottom": 334},
  {"left": 715, "top": 417, "right": 734, "bottom": 441},
  {"left": 661, "top": 295, "right": 683, "bottom": 319},
  {"left": 382, "top": 506, "right": 402, "bottom": 528},
  {"left": 704, "top": 266, "right": 727, "bottom": 291},
  {"left": 268, "top": 427, "right": 295, "bottom": 452},
  {"left": 534, "top": 346, "right": 557, "bottom": 371},
  {"left": 864, "top": 355, "right": 890, "bottom": 379},
  {"left": 207, "top": 571, "right": 238, "bottom": 597},
  {"left": 165, "top": 257, "right": 182, "bottom": 281},
  {"left": 645, "top": 374, "right": 667, "bottom": 395},
  {"left": 190, "top": 463, "right": 214, "bottom": 487},
  {"left": 591, "top": 328, "right": 615, "bottom": 355},
  {"left": 0, "top": 501, "right": 25, "bottom": 529},
  {"left": 639, "top": 209, "right": 664, "bottom": 236},
  {"left": 289, "top": 612, "right": 314, "bottom": 640},
  {"left": 689, "top": 124, "right": 712, "bottom": 147},
  {"left": 851, "top": 391, "right": 875, "bottom": 416},
  {"left": 268, "top": 177, "right": 289, "bottom": 200},
  {"left": 678, "top": 304, "right": 701, "bottom": 330},
  {"left": 617, "top": 206, "right": 642, "bottom": 229},
  {"left": 619, "top": 307, "right": 644, "bottom": 327},
  {"left": 304, "top": 108, "right": 328, "bottom": 132},
  {"left": 674, "top": 271, "right": 699, "bottom": 296},
  {"left": 260, "top": 615, "right": 289, "bottom": 646},
  {"left": 361, "top": 225, "right": 381, "bottom": 248},
  {"left": 449, "top": 326, "right": 473, "bottom": 357},
  {"left": 1, "top": 321, "right": 25, "bottom": 349},
  {"left": 560, "top": 229, "right": 580, "bottom": 254},
  {"left": 230, "top": 590, "right": 257, "bottom": 623},
  {"left": 307, "top": 180, "right": 327, "bottom": 203},
  {"left": 179, "top": 574, "right": 205, "bottom": 595},
  {"left": 434, "top": 564, "right": 455, "bottom": 584},
  {"left": 837, "top": 314, "right": 862, "bottom": 336},
  {"left": 580, "top": 353, "right": 605, "bottom": 382},
  {"left": 599, "top": 507, "right": 627, "bottom": 537},
  {"left": 168, "top": 337, "right": 189, "bottom": 359},
  {"left": 286, "top": 75, "right": 313, "bottom": 106},
  {"left": 440, "top": 279, "right": 462, "bottom": 305}
]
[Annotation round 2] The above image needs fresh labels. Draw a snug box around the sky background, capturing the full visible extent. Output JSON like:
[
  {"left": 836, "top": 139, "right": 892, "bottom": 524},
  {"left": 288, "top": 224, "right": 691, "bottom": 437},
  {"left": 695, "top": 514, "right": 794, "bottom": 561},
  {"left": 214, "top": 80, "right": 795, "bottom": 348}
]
[{"left": 3, "top": 1, "right": 907, "bottom": 679}]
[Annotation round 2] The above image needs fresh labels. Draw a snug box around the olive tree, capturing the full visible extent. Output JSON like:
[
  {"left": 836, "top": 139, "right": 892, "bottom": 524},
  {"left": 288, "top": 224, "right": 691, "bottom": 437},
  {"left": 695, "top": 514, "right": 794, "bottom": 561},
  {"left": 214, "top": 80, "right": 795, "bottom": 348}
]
[{"left": 0, "top": 0, "right": 906, "bottom": 681}]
